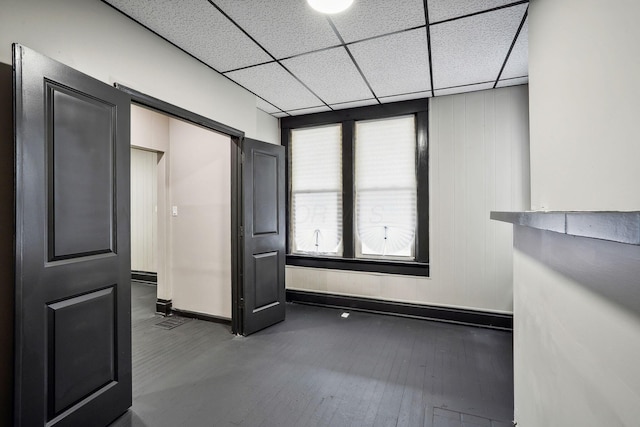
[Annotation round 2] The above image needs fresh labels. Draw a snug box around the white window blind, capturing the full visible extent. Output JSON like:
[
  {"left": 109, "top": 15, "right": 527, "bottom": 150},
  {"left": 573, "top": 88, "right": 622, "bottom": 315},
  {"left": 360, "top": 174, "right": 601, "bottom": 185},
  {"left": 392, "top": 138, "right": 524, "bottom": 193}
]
[
  {"left": 355, "top": 116, "right": 416, "bottom": 258},
  {"left": 291, "top": 124, "right": 342, "bottom": 255}
]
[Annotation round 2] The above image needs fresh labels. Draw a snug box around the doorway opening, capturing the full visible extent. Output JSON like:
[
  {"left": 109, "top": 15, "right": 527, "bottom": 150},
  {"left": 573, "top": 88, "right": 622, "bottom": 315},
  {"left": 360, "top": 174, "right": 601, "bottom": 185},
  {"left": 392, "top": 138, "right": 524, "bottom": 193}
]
[
  {"left": 118, "top": 84, "right": 245, "bottom": 335},
  {"left": 129, "top": 103, "right": 237, "bottom": 327}
]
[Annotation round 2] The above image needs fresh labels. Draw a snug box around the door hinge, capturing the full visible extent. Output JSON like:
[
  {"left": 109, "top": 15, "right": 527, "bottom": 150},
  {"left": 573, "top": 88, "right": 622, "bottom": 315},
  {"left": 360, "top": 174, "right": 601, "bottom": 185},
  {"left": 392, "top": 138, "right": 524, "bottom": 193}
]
[
  {"left": 239, "top": 225, "right": 244, "bottom": 237},
  {"left": 241, "top": 152, "right": 245, "bottom": 164}
]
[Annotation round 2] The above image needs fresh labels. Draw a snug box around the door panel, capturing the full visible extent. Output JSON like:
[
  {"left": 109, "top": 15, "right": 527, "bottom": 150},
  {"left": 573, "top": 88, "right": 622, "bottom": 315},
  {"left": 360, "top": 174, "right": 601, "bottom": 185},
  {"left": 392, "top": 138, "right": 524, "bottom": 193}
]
[
  {"left": 242, "top": 138, "right": 285, "bottom": 335},
  {"left": 47, "top": 287, "right": 116, "bottom": 417},
  {"left": 252, "top": 151, "right": 279, "bottom": 235},
  {"left": 49, "top": 84, "right": 115, "bottom": 259},
  {"left": 253, "top": 251, "right": 279, "bottom": 309},
  {"left": 14, "top": 45, "right": 131, "bottom": 426}
]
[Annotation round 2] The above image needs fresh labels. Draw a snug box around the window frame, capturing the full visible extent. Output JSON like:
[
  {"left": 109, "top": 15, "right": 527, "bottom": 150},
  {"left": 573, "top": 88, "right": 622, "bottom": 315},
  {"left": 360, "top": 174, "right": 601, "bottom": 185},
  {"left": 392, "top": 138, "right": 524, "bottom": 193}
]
[
  {"left": 353, "top": 115, "right": 418, "bottom": 261},
  {"left": 281, "top": 99, "right": 429, "bottom": 277},
  {"left": 290, "top": 123, "right": 344, "bottom": 256}
]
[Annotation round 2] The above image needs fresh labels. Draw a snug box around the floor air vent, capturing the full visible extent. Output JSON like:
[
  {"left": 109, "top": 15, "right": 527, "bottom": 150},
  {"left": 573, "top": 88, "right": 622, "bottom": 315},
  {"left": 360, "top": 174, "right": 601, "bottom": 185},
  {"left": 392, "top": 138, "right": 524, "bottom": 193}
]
[
  {"left": 432, "top": 407, "right": 513, "bottom": 427},
  {"left": 154, "top": 316, "right": 191, "bottom": 330}
]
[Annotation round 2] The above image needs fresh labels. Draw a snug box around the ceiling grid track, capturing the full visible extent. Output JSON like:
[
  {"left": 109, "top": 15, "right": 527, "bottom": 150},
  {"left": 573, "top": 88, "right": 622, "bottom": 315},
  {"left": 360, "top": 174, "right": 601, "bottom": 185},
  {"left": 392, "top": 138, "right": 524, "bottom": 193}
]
[
  {"left": 493, "top": 7, "right": 529, "bottom": 88},
  {"left": 281, "top": 74, "right": 528, "bottom": 112},
  {"left": 103, "top": 0, "right": 530, "bottom": 117},
  {"left": 224, "top": 60, "right": 280, "bottom": 75},
  {"left": 206, "top": 0, "right": 334, "bottom": 112},
  {"left": 343, "top": 25, "right": 429, "bottom": 49},
  {"left": 423, "top": 0, "right": 436, "bottom": 97},
  {"left": 102, "top": 0, "right": 290, "bottom": 116},
  {"left": 429, "top": 0, "right": 530, "bottom": 26},
  {"left": 224, "top": 23, "right": 429, "bottom": 76},
  {"left": 326, "top": 17, "right": 381, "bottom": 105}
]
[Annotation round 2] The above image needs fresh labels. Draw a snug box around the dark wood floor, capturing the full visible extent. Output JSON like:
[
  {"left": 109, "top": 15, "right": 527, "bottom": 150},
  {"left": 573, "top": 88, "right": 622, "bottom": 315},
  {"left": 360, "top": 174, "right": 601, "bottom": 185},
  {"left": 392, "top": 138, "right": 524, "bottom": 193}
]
[{"left": 111, "top": 282, "right": 513, "bottom": 427}]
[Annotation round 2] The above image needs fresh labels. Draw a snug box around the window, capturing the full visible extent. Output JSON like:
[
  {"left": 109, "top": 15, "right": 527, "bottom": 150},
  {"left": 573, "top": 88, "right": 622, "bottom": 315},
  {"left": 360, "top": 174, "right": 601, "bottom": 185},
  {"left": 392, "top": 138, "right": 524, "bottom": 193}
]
[
  {"left": 355, "top": 116, "right": 416, "bottom": 259},
  {"left": 282, "top": 100, "right": 429, "bottom": 276},
  {"left": 290, "top": 124, "right": 342, "bottom": 255}
]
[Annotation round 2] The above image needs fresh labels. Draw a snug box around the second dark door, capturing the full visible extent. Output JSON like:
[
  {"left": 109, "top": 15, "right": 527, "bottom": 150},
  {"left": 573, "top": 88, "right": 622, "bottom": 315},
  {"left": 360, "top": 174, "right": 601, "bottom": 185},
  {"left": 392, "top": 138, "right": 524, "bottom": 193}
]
[{"left": 240, "top": 138, "right": 286, "bottom": 335}]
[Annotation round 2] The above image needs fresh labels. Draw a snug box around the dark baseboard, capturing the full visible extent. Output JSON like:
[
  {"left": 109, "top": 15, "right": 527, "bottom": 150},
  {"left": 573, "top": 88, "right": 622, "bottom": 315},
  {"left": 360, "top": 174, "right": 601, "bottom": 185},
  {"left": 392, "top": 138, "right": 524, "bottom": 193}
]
[
  {"left": 171, "top": 307, "right": 232, "bottom": 326},
  {"left": 156, "top": 298, "right": 172, "bottom": 316},
  {"left": 286, "top": 290, "right": 513, "bottom": 331},
  {"left": 132, "top": 270, "right": 157, "bottom": 284}
]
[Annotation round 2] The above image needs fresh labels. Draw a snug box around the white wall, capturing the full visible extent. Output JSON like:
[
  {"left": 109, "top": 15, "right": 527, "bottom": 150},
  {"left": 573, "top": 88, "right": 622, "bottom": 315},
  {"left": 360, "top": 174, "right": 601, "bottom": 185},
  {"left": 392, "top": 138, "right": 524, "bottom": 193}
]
[
  {"left": 287, "top": 86, "right": 530, "bottom": 313},
  {"left": 512, "top": 0, "right": 640, "bottom": 425},
  {"left": 169, "top": 120, "right": 232, "bottom": 318},
  {"left": 513, "top": 227, "right": 640, "bottom": 427},
  {"left": 529, "top": 0, "right": 640, "bottom": 211},
  {"left": 131, "top": 148, "right": 158, "bottom": 272},
  {"left": 0, "top": 0, "right": 279, "bottom": 143},
  {"left": 256, "top": 109, "right": 280, "bottom": 145}
]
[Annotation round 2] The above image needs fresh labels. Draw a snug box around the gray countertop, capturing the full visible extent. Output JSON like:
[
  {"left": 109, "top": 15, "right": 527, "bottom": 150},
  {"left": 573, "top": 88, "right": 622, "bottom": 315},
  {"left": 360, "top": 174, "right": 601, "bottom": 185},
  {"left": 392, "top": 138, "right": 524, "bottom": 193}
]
[{"left": 491, "top": 211, "right": 640, "bottom": 245}]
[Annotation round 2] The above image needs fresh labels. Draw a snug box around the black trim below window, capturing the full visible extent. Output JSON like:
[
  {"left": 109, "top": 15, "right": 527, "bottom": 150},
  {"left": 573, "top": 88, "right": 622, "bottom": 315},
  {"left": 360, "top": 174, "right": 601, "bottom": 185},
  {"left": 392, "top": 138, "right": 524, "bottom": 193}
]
[
  {"left": 282, "top": 98, "right": 429, "bottom": 277},
  {"left": 287, "top": 255, "right": 429, "bottom": 277}
]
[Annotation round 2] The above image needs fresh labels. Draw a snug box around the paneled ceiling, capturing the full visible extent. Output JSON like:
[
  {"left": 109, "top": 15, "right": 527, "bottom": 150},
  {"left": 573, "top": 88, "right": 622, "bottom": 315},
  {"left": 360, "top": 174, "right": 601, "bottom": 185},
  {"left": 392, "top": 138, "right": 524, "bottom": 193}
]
[{"left": 103, "top": 0, "right": 529, "bottom": 118}]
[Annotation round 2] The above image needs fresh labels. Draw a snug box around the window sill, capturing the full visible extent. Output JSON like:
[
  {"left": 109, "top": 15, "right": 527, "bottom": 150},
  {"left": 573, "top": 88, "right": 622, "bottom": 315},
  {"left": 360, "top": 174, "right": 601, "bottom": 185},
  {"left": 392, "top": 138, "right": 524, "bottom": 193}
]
[{"left": 286, "top": 255, "right": 429, "bottom": 277}]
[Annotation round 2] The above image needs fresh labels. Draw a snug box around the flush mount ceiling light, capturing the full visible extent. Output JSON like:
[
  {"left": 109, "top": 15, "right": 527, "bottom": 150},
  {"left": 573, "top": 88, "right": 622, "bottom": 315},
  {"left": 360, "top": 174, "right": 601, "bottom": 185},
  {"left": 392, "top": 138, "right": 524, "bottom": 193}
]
[{"left": 307, "top": 0, "right": 354, "bottom": 14}]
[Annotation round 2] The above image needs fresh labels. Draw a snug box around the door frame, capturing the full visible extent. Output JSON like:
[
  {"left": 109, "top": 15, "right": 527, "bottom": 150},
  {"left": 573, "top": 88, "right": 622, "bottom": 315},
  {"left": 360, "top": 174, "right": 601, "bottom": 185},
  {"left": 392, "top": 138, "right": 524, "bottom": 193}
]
[{"left": 115, "top": 84, "right": 245, "bottom": 334}]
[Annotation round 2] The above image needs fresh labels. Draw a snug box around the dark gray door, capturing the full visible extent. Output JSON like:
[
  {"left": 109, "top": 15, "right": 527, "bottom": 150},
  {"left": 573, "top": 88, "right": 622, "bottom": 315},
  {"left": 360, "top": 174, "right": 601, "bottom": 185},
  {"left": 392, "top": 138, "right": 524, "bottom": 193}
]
[
  {"left": 14, "top": 45, "right": 131, "bottom": 426},
  {"left": 241, "top": 138, "right": 286, "bottom": 335}
]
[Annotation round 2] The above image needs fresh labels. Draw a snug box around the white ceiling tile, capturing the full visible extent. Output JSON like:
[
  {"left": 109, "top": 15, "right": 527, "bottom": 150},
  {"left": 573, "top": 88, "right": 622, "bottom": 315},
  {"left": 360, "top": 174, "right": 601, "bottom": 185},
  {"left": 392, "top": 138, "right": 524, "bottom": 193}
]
[
  {"left": 330, "top": 99, "right": 379, "bottom": 110},
  {"left": 211, "top": 0, "right": 340, "bottom": 59},
  {"left": 256, "top": 98, "right": 281, "bottom": 114},
  {"left": 496, "top": 76, "right": 528, "bottom": 87},
  {"left": 105, "top": 0, "right": 271, "bottom": 72},
  {"left": 331, "top": 0, "right": 425, "bottom": 43},
  {"left": 427, "top": 0, "right": 518, "bottom": 23},
  {"left": 282, "top": 47, "right": 372, "bottom": 105},
  {"left": 434, "top": 82, "right": 494, "bottom": 96},
  {"left": 349, "top": 28, "right": 431, "bottom": 98},
  {"left": 287, "top": 106, "right": 332, "bottom": 116},
  {"left": 501, "top": 17, "right": 528, "bottom": 79},
  {"left": 226, "top": 62, "right": 322, "bottom": 111},
  {"left": 430, "top": 4, "right": 528, "bottom": 89},
  {"left": 379, "top": 91, "right": 432, "bottom": 103}
]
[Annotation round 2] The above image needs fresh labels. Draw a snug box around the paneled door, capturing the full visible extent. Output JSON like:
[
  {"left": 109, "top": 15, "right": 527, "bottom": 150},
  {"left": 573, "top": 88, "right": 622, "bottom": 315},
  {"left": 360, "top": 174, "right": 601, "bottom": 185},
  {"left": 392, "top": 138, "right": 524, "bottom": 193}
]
[
  {"left": 241, "top": 138, "right": 286, "bottom": 335},
  {"left": 14, "top": 44, "right": 132, "bottom": 426}
]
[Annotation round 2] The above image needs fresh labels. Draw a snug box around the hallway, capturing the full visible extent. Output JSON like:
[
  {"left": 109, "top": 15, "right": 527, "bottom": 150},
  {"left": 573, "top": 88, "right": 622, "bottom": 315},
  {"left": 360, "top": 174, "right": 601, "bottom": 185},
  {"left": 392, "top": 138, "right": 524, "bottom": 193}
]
[{"left": 112, "top": 282, "right": 513, "bottom": 427}]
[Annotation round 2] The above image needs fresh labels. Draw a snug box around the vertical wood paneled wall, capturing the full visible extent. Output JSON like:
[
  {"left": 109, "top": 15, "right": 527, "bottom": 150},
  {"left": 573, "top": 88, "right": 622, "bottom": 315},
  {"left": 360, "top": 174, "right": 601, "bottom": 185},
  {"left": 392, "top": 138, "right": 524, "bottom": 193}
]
[
  {"left": 286, "top": 85, "right": 530, "bottom": 313},
  {"left": 131, "top": 148, "right": 158, "bottom": 273}
]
